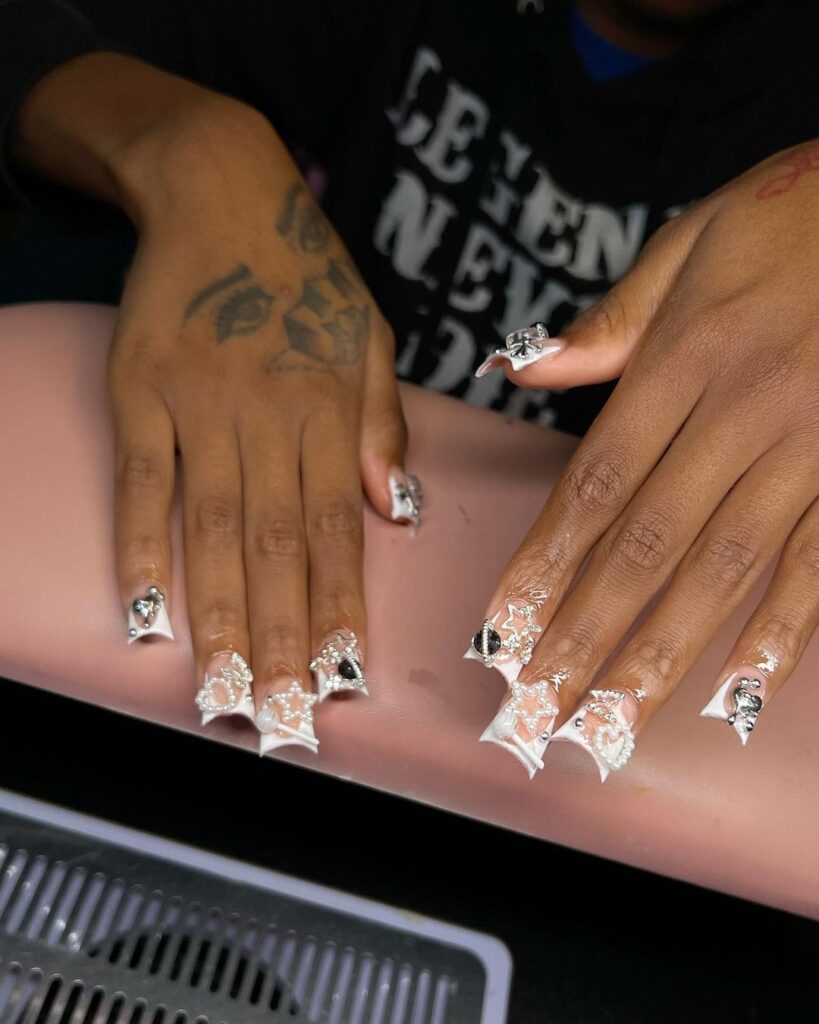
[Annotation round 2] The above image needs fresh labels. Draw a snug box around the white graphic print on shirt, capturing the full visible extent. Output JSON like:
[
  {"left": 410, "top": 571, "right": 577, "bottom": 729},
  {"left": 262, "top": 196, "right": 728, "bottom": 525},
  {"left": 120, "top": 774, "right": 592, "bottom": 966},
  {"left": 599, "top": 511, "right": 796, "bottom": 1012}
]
[{"left": 373, "top": 45, "right": 652, "bottom": 425}]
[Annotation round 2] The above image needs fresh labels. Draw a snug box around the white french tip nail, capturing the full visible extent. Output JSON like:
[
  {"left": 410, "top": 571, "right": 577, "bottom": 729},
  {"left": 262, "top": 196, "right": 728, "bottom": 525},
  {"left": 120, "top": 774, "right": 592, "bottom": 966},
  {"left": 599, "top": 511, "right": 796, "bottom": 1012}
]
[
  {"left": 700, "top": 666, "right": 767, "bottom": 745},
  {"left": 551, "top": 689, "right": 640, "bottom": 782},
  {"left": 474, "top": 324, "right": 566, "bottom": 379},
  {"left": 127, "top": 585, "right": 174, "bottom": 644},
  {"left": 389, "top": 472, "right": 423, "bottom": 526},
  {"left": 310, "top": 630, "right": 368, "bottom": 701},
  {"left": 195, "top": 651, "right": 256, "bottom": 723},
  {"left": 257, "top": 679, "right": 319, "bottom": 754},
  {"left": 465, "top": 601, "right": 542, "bottom": 681},
  {"left": 479, "top": 679, "right": 560, "bottom": 780}
]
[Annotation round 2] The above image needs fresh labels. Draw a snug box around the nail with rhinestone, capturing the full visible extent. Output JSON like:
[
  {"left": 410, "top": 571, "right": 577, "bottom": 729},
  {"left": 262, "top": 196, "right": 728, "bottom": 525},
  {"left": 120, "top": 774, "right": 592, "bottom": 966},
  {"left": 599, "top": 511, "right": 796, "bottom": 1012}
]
[
  {"left": 480, "top": 677, "right": 561, "bottom": 779},
  {"left": 464, "top": 599, "right": 543, "bottom": 683},
  {"left": 310, "top": 630, "right": 368, "bottom": 701},
  {"left": 258, "top": 680, "right": 319, "bottom": 756},
  {"left": 475, "top": 322, "right": 565, "bottom": 378},
  {"left": 126, "top": 584, "right": 174, "bottom": 644},
  {"left": 389, "top": 471, "right": 423, "bottom": 526},
  {"left": 551, "top": 688, "right": 643, "bottom": 782},
  {"left": 700, "top": 664, "right": 768, "bottom": 746},
  {"left": 196, "top": 651, "right": 256, "bottom": 725}
]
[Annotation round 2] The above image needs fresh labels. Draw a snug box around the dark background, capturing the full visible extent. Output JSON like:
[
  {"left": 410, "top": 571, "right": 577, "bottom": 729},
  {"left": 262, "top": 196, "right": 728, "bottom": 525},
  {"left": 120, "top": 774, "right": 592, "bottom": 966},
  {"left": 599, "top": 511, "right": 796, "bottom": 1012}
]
[{"left": 1, "top": 678, "right": 817, "bottom": 1024}]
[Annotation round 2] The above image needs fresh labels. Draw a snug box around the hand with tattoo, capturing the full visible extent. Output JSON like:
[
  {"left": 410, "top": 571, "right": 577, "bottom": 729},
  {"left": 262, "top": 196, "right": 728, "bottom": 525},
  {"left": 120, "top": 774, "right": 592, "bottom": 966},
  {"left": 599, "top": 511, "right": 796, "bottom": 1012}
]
[
  {"left": 474, "top": 140, "right": 819, "bottom": 775},
  {"left": 11, "top": 54, "right": 416, "bottom": 739}
]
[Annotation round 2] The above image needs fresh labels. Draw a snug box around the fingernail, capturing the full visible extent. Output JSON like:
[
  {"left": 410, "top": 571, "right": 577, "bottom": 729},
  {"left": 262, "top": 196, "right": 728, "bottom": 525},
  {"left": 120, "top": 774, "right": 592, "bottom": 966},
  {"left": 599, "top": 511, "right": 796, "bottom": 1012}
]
[
  {"left": 700, "top": 664, "right": 767, "bottom": 745},
  {"left": 127, "top": 584, "right": 174, "bottom": 644},
  {"left": 195, "top": 650, "right": 256, "bottom": 725},
  {"left": 480, "top": 677, "right": 561, "bottom": 779},
  {"left": 464, "top": 598, "right": 543, "bottom": 683},
  {"left": 389, "top": 471, "right": 423, "bottom": 526},
  {"left": 310, "top": 630, "right": 368, "bottom": 701},
  {"left": 551, "top": 687, "right": 644, "bottom": 782},
  {"left": 257, "top": 679, "right": 319, "bottom": 755},
  {"left": 475, "top": 322, "right": 565, "bottom": 378}
]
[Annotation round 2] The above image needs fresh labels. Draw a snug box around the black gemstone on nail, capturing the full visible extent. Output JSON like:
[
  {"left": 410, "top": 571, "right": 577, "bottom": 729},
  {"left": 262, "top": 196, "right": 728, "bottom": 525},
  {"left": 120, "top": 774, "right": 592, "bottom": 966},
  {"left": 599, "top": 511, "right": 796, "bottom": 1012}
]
[
  {"left": 473, "top": 627, "right": 501, "bottom": 657},
  {"left": 339, "top": 658, "right": 360, "bottom": 680}
]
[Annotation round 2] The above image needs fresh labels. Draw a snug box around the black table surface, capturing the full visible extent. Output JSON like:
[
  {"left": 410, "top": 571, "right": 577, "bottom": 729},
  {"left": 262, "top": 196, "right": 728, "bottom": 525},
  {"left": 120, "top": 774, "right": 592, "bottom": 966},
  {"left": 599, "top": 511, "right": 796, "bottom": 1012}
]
[{"left": 0, "top": 678, "right": 816, "bottom": 1024}]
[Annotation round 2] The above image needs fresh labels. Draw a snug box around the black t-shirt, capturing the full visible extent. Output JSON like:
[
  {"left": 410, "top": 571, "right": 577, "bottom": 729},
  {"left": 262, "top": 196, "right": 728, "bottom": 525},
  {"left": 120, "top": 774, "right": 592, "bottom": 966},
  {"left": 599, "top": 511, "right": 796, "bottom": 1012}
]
[{"left": 2, "top": 0, "right": 818, "bottom": 433}]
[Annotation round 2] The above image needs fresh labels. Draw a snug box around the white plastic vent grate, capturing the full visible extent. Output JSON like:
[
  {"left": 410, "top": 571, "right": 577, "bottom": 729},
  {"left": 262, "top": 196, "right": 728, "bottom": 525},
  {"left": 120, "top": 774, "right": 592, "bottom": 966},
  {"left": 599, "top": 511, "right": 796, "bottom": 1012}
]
[{"left": 0, "top": 792, "right": 509, "bottom": 1024}]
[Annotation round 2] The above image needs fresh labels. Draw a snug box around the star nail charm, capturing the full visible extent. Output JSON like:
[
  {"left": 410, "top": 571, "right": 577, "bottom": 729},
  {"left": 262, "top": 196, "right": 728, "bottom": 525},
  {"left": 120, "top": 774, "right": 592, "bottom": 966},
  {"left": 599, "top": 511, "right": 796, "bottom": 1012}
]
[
  {"left": 310, "top": 631, "right": 369, "bottom": 700},
  {"left": 480, "top": 676, "right": 561, "bottom": 779},
  {"left": 258, "top": 680, "right": 320, "bottom": 756},
  {"left": 466, "top": 599, "right": 542, "bottom": 682}
]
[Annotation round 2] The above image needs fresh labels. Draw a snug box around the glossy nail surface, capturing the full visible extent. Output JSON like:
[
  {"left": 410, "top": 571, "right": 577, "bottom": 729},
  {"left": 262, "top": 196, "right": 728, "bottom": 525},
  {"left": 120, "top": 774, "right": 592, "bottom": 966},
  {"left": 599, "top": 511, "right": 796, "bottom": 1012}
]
[
  {"left": 465, "top": 599, "right": 543, "bottom": 683},
  {"left": 480, "top": 677, "right": 561, "bottom": 778},
  {"left": 258, "top": 679, "right": 319, "bottom": 755},
  {"left": 389, "top": 472, "right": 423, "bottom": 526},
  {"left": 551, "top": 688, "right": 642, "bottom": 782},
  {"left": 475, "top": 323, "right": 565, "bottom": 378}
]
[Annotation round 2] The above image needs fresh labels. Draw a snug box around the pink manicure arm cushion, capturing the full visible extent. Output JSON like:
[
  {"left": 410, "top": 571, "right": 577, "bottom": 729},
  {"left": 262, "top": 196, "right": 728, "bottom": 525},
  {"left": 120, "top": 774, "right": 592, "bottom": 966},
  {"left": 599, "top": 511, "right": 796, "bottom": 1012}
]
[{"left": 1, "top": 303, "right": 817, "bottom": 917}]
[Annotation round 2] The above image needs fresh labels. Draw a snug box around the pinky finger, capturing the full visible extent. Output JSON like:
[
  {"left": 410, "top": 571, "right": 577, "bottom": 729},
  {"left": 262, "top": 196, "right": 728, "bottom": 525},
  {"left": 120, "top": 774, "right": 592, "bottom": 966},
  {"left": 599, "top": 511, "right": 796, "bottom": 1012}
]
[{"left": 701, "top": 496, "right": 819, "bottom": 743}]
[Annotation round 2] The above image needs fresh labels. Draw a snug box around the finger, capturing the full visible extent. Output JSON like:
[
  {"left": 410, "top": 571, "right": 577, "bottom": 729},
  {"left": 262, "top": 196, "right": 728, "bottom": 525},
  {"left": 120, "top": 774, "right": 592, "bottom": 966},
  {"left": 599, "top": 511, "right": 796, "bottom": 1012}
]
[
  {"left": 302, "top": 388, "right": 367, "bottom": 701},
  {"left": 112, "top": 382, "right": 176, "bottom": 644},
  {"left": 497, "top": 209, "right": 707, "bottom": 390},
  {"left": 182, "top": 428, "right": 254, "bottom": 724},
  {"left": 466, "top": 327, "right": 705, "bottom": 682},
  {"left": 359, "top": 315, "right": 420, "bottom": 527},
  {"left": 701, "top": 491, "right": 819, "bottom": 743},
  {"left": 241, "top": 415, "right": 318, "bottom": 756},
  {"left": 546, "top": 441, "right": 817, "bottom": 777},
  {"left": 517, "top": 396, "right": 778, "bottom": 728}
]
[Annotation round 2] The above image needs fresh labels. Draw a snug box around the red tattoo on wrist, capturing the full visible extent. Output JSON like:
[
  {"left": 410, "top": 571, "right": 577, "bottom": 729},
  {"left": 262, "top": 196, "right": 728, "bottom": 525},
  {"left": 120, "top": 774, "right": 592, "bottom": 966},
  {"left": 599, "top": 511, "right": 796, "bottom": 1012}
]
[{"left": 755, "top": 143, "right": 819, "bottom": 200}]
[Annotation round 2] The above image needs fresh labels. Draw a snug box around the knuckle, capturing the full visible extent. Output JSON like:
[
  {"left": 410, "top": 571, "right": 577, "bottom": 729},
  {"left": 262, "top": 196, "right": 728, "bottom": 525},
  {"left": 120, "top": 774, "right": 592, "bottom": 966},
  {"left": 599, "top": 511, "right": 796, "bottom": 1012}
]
[
  {"left": 563, "top": 451, "right": 630, "bottom": 518},
  {"left": 194, "top": 495, "right": 241, "bottom": 542},
  {"left": 608, "top": 511, "right": 673, "bottom": 576},
  {"left": 117, "top": 454, "right": 167, "bottom": 493},
  {"left": 789, "top": 533, "right": 819, "bottom": 580},
  {"left": 253, "top": 518, "right": 304, "bottom": 563},
  {"left": 690, "top": 529, "right": 759, "bottom": 594},
  {"left": 547, "top": 621, "right": 599, "bottom": 671},
  {"left": 310, "top": 499, "right": 361, "bottom": 541}
]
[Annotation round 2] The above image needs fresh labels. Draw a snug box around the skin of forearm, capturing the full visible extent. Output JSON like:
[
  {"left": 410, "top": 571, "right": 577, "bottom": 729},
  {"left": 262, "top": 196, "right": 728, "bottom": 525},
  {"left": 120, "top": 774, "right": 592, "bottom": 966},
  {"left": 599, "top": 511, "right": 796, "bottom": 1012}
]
[{"left": 10, "top": 51, "right": 294, "bottom": 228}]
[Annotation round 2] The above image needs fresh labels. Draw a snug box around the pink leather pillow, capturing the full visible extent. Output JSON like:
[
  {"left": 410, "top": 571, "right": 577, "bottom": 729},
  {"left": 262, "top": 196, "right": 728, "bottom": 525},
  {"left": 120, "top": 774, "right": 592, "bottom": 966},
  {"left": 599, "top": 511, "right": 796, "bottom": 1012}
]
[{"left": 1, "top": 302, "right": 817, "bottom": 919}]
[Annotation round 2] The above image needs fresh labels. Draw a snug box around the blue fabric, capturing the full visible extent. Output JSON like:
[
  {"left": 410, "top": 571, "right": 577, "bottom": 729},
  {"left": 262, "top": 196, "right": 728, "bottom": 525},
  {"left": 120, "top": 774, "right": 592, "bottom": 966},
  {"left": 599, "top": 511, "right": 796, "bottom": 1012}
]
[{"left": 570, "top": 5, "right": 656, "bottom": 81}]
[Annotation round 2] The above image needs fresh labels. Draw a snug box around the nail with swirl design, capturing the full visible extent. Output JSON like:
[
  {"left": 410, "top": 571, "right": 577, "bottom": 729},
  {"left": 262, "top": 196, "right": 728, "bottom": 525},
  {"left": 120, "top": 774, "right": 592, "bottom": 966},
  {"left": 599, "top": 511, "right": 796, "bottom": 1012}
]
[{"left": 551, "top": 687, "right": 644, "bottom": 782}]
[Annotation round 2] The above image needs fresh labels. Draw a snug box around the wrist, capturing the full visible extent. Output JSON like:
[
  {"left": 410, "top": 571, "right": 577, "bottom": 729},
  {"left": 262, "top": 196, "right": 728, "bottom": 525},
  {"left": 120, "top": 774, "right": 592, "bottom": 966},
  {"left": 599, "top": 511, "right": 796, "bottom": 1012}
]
[{"left": 111, "top": 93, "right": 281, "bottom": 229}]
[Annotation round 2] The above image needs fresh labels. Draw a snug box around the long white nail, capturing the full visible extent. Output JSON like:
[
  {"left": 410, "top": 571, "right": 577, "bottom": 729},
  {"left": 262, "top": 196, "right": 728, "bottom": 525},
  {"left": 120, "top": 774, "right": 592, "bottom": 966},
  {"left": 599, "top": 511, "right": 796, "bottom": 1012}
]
[
  {"left": 258, "top": 680, "right": 319, "bottom": 755},
  {"left": 475, "top": 322, "right": 565, "bottom": 378},
  {"left": 389, "top": 472, "right": 423, "bottom": 526},
  {"left": 310, "top": 630, "right": 368, "bottom": 701},
  {"left": 700, "top": 665, "right": 767, "bottom": 746},
  {"left": 551, "top": 688, "right": 642, "bottom": 782},
  {"left": 196, "top": 651, "right": 256, "bottom": 725},
  {"left": 464, "top": 599, "right": 543, "bottom": 683},
  {"left": 480, "top": 678, "right": 560, "bottom": 779},
  {"left": 127, "top": 585, "right": 174, "bottom": 644}
]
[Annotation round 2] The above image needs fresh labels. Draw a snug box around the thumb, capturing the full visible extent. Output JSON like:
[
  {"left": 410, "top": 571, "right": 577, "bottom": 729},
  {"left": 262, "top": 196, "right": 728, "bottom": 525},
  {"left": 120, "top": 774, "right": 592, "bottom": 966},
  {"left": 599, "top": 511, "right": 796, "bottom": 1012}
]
[
  {"left": 359, "top": 317, "right": 420, "bottom": 527},
  {"left": 485, "top": 212, "right": 706, "bottom": 390}
]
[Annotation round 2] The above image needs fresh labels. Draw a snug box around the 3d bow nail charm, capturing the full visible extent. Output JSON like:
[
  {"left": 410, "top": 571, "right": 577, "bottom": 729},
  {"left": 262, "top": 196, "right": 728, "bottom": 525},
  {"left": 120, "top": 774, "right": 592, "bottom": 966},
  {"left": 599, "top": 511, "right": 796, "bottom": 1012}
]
[
  {"left": 195, "top": 651, "right": 256, "bottom": 724},
  {"left": 481, "top": 677, "right": 561, "bottom": 778},
  {"left": 465, "top": 600, "right": 543, "bottom": 682},
  {"left": 127, "top": 585, "right": 174, "bottom": 643},
  {"left": 700, "top": 665, "right": 768, "bottom": 745},
  {"left": 310, "top": 631, "right": 368, "bottom": 701}
]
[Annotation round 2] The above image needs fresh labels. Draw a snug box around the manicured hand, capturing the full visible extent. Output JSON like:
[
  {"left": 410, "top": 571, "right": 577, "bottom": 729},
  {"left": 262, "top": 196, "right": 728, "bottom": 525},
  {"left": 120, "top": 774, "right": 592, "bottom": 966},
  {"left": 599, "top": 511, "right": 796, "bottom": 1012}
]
[{"left": 473, "top": 141, "right": 819, "bottom": 778}]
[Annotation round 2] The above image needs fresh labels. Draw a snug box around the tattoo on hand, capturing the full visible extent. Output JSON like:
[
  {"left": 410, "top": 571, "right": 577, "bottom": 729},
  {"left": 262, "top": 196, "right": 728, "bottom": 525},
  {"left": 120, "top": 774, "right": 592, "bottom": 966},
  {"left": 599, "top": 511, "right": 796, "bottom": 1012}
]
[
  {"left": 276, "top": 257, "right": 370, "bottom": 368},
  {"left": 276, "top": 182, "right": 331, "bottom": 253},
  {"left": 756, "top": 143, "right": 819, "bottom": 200},
  {"left": 184, "top": 264, "right": 275, "bottom": 343}
]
